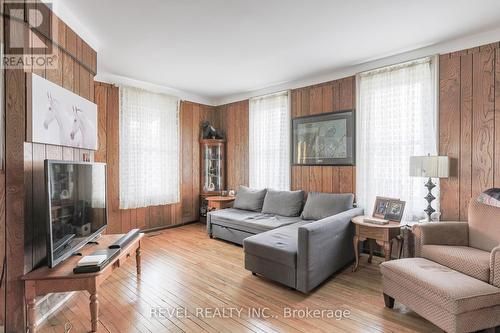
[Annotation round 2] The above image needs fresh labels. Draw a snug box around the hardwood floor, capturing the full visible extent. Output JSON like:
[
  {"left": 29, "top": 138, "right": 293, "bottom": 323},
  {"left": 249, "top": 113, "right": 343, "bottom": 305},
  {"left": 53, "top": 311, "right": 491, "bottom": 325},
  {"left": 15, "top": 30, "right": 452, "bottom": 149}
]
[{"left": 39, "top": 223, "right": 440, "bottom": 333}]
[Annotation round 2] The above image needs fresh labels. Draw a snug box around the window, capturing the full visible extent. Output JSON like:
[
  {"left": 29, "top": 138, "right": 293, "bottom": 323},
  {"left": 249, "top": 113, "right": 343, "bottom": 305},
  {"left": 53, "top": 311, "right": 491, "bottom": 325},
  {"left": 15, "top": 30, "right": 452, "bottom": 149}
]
[
  {"left": 249, "top": 91, "right": 290, "bottom": 190},
  {"left": 119, "top": 85, "right": 180, "bottom": 209},
  {"left": 356, "top": 57, "right": 438, "bottom": 221}
]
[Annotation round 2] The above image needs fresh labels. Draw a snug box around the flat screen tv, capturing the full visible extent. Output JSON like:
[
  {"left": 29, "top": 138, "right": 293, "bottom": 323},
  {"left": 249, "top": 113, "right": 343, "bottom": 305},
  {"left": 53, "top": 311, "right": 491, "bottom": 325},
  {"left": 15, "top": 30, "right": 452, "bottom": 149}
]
[{"left": 45, "top": 160, "right": 107, "bottom": 268}]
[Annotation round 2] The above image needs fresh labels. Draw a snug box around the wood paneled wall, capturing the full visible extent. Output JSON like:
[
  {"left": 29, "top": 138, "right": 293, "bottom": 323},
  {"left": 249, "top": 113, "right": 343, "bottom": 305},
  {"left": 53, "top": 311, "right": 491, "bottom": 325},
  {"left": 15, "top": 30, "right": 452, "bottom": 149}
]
[
  {"left": 180, "top": 101, "right": 219, "bottom": 222},
  {"left": 217, "top": 100, "right": 250, "bottom": 190},
  {"left": 94, "top": 82, "right": 181, "bottom": 233},
  {"left": 214, "top": 77, "right": 355, "bottom": 195},
  {"left": 94, "top": 78, "right": 354, "bottom": 232},
  {"left": 439, "top": 42, "right": 500, "bottom": 220},
  {"left": 93, "top": 88, "right": 218, "bottom": 231},
  {"left": 5, "top": 3, "right": 97, "bottom": 330},
  {"left": 24, "top": 24, "right": 97, "bottom": 271},
  {"left": 291, "top": 77, "right": 356, "bottom": 194},
  {"left": 0, "top": 173, "right": 4, "bottom": 329},
  {"left": 0, "top": 0, "right": 5, "bottom": 328}
]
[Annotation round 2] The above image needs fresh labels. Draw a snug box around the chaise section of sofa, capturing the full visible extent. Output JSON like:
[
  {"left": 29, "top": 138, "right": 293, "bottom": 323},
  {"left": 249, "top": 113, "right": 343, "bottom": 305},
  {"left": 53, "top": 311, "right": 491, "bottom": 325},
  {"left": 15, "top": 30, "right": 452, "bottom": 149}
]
[
  {"left": 244, "top": 207, "right": 363, "bottom": 293},
  {"left": 244, "top": 221, "right": 311, "bottom": 288},
  {"left": 296, "top": 207, "right": 363, "bottom": 292}
]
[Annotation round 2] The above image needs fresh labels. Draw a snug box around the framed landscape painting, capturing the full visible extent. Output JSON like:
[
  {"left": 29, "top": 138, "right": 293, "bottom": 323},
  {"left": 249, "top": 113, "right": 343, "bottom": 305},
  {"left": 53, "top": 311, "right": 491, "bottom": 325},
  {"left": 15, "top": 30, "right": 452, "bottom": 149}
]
[{"left": 293, "top": 110, "right": 355, "bottom": 165}]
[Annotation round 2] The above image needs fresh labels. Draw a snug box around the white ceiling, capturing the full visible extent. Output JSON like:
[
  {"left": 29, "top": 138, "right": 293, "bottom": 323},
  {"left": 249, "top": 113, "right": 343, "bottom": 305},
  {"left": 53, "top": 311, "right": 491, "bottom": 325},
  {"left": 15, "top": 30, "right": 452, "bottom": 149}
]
[{"left": 57, "top": 0, "right": 500, "bottom": 104}]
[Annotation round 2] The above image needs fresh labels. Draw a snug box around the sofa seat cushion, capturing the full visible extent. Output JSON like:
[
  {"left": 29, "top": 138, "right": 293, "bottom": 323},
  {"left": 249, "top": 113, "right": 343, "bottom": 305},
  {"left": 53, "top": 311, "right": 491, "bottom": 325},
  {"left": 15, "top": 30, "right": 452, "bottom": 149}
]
[
  {"left": 381, "top": 258, "right": 500, "bottom": 314},
  {"left": 209, "top": 208, "right": 303, "bottom": 234},
  {"left": 243, "top": 222, "right": 310, "bottom": 268},
  {"left": 421, "top": 245, "right": 491, "bottom": 282}
]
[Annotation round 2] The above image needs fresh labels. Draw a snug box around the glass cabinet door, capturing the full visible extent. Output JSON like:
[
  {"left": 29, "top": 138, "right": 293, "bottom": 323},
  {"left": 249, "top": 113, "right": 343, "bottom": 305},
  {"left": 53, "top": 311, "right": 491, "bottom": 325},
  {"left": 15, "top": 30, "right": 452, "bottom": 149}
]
[
  {"left": 203, "top": 145, "right": 222, "bottom": 192},
  {"left": 200, "top": 139, "right": 225, "bottom": 196}
]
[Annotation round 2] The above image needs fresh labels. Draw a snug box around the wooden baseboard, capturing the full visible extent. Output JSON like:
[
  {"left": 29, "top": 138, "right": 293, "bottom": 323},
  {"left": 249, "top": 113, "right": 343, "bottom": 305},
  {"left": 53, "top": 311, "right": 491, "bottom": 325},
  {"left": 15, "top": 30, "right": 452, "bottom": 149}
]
[{"left": 142, "top": 220, "right": 201, "bottom": 233}]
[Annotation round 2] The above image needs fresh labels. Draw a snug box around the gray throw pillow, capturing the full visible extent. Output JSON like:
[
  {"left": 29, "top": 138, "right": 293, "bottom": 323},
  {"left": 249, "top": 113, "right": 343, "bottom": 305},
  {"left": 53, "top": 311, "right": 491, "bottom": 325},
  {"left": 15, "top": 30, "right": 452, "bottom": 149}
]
[
  {"left": 301, "top": 192, "right": 354, "bottom": 220},
  {"left": 261, "top": 189, "right": 305, "bottom": 217},
  {"left": 233, "top": 186, "right": 267, "bottom": 212}
]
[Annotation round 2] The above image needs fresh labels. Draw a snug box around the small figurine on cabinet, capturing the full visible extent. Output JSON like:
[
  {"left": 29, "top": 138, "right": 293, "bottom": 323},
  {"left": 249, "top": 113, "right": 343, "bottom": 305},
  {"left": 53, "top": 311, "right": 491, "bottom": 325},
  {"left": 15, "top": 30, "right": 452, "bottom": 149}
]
[
  {"left": 202, "top": 121, "right": 224, "bottom": 139},
  {"left": 207, "top": 182, "right": 216, "bottom": 192}
]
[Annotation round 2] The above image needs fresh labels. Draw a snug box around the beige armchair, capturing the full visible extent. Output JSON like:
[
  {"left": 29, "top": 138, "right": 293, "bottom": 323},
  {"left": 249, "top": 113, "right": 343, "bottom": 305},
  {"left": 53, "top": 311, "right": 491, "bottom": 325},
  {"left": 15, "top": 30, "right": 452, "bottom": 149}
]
[
  {"left": 380, "top": 199, "right": 500, "bottom": 333},
  {"left": 414, "top": 200, "right": 500, "bottom": 287},
  {"left": 493, "top": 245, "right": 500, "bottom": 288}
]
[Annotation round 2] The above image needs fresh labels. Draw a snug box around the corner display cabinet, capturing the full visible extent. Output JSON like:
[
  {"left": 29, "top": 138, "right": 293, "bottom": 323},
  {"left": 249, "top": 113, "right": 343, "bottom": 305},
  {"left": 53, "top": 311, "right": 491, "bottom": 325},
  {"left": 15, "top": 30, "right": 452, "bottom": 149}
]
[{"left": 200, "top": 139, "right": 226, "bottom": 218}]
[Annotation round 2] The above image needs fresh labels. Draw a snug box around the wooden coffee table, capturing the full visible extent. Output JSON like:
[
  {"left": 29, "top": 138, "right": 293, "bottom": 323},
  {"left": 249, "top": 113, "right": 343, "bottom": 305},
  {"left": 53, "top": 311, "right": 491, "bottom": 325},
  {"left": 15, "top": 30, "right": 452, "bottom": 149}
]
[
  {"left": 351, "top": 215, "right": 402, "bottom": 272},
  {"left": 23, "top": 233, "right": 144, "bottom": 333}
]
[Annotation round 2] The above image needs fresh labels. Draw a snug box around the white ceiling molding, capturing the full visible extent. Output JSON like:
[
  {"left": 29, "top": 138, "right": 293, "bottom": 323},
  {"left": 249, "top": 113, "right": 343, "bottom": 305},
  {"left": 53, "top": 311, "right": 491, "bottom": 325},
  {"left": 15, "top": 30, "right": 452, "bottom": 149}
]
[
  {"left": 87, "top": 24, "right": 500, "bottom": 107},
  {"left": 57, "top": 1, "right": 500, "bottom": 101},
  {"left": 95, "top": 72, "right": 217, "bottom": 106},
  {"left": 70, "top": 22, "right": 500, "bottom": 107},
  {"left": 215, "top": 26, "right": 500, "bottom": 106},
  {"left": 52, "top": 1, "right": 500, "bottom": 106}
]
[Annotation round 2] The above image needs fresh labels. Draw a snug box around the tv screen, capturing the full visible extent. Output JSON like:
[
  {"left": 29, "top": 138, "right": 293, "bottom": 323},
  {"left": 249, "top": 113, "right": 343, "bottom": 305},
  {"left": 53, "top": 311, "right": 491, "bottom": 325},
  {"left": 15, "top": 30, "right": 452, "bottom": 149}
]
[{"left": 45, "top": 160, "right": 107, "bottom": 268}]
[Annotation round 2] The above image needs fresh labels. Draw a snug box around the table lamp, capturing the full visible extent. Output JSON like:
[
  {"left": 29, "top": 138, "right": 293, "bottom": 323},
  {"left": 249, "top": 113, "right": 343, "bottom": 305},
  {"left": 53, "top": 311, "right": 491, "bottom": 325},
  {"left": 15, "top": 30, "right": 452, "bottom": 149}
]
[{"left": 409, "top": 155, "right": 449, "bottom": 222}]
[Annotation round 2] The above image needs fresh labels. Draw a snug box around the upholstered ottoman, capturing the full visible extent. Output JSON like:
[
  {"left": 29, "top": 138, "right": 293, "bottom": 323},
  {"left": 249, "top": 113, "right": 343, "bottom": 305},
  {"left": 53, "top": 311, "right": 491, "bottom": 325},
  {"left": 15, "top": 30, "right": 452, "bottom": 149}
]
[{"left": 380, "top": 258, "right": 500, "bottom": 333}]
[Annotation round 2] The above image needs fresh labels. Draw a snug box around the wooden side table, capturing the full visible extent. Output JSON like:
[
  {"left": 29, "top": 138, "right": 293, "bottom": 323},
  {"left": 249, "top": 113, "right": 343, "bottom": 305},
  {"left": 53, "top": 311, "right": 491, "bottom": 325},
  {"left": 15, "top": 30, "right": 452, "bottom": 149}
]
[
  {"left": 206, "top": 196, "right": 235, "bottom": 212},
  {"left": 23, "top": 233, "right": 144, "bottom": 333},
  {"left": 351, "top": 215, "right": 402, "bottom": 272}
]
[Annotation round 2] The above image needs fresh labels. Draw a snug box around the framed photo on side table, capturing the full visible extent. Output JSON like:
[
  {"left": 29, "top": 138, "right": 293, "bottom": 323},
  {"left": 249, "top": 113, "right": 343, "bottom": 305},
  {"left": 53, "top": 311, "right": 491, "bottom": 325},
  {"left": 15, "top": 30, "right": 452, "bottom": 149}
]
[
  {"left": 385, "top": 200, "right": 406, "bottom": 222},
  {"left": 372, "top": 196, "right": 398, "bottom": 219},
  {"left": 372, "top": 196, "right": 406, "bottom": 222}
]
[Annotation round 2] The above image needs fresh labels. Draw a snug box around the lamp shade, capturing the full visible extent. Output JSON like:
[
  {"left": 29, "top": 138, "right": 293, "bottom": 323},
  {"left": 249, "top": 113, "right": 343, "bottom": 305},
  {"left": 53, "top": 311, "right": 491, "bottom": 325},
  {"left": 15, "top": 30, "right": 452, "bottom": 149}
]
[{"left": 409, "top": 155, "right": 449, "bottom": 178}]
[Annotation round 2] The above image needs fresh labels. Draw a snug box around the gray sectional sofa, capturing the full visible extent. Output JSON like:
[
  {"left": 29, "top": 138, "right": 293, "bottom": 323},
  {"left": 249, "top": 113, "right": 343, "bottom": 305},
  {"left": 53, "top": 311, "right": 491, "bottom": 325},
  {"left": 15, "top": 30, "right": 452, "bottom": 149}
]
[{"left": 207, "top": 186, "right": 363, "bottom": 293}]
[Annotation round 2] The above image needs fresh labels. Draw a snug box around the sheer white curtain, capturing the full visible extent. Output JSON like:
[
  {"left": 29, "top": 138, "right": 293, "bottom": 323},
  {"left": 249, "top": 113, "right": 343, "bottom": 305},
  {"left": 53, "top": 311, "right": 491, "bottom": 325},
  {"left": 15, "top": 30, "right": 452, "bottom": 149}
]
[
  {"left": 356, "top": 57, "right": 438, "bottom": 221},
  {"left": 91, "top": 164, "right": 106, "bottom": 208},
  {"left": 249, "top": 91, "right": 290, "bottom": 190},
  {"left": 119, "top": 85, "right": 180, "bottom": 209}
]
